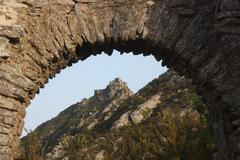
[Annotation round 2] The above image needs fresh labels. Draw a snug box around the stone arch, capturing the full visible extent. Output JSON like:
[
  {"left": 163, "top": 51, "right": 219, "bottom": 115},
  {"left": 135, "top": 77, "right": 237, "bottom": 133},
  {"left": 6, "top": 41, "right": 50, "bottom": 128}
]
[{"left": 0, "top": 0, "right": 240, "bottom": 159}]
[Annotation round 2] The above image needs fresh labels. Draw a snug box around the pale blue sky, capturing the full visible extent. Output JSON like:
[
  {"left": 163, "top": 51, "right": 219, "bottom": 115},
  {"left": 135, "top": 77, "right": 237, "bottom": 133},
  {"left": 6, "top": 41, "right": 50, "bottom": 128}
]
[{"left": 22, "top": 51, "right": 167, "bottom": 136}]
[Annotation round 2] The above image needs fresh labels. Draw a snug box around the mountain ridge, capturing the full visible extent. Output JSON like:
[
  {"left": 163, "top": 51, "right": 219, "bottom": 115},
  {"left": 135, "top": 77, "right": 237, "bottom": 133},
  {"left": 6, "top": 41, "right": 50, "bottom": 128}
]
[
  {"left": 22, "top": 71, "right": 215, "bottom": 160},
  {"left": 22, "top": 77, "right": 134, "bottom": 154}
]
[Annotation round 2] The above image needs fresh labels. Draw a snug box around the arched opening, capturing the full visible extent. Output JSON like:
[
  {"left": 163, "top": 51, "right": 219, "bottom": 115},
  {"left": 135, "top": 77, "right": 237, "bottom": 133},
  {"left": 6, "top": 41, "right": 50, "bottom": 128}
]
[
  {"left": 22, "top": 51, "right": 167, "bottom": 135},
  {"left": 21, "top": 50, "right": 215, "bottom": 160}
]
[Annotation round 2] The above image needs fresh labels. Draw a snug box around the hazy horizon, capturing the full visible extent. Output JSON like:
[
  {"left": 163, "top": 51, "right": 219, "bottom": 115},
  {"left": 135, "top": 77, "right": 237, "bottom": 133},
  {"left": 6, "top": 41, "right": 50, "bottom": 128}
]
[{"left": 22, "top": 51, "right": 167, "bottom": 136}]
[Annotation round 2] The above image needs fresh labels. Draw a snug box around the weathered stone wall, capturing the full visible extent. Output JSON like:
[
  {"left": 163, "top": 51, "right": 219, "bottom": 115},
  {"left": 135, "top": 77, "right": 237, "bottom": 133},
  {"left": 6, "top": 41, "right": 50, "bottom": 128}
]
[{"left": 0, "top": 0, "right": 239, "bottom": 159}]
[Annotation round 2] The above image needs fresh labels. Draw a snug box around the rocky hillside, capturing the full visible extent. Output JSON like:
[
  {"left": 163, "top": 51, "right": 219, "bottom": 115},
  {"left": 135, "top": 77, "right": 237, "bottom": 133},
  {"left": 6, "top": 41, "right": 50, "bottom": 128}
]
[{"left": 22, "top": 71, "right": 215, "bottom": 160}]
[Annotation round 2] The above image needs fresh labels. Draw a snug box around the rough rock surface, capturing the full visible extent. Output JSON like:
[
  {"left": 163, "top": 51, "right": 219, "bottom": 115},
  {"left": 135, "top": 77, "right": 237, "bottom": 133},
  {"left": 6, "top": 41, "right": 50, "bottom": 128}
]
[
  {"left": 95, "top": 150, "right": 104, "bottom": 160},
  {"left": 130, "top": 94, "right": 160, "bottom": 124},
  {"left": 111, "top": 94, "right": 161, "bottom": 129},
  {"left": 0, "top": 0, "right": 239, "bottom": 159}
]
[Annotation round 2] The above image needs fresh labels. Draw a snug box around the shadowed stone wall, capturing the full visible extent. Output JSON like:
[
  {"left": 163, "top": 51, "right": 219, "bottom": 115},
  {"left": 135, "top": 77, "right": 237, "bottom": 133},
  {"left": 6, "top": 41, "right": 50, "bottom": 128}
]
[{"left": 0, "top": 0, "right": 239, "bottom": 159}]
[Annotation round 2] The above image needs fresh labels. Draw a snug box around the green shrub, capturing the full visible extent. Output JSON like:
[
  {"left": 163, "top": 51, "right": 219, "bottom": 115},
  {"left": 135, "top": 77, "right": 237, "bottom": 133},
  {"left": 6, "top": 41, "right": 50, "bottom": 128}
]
[
  {"left": 23, "top": 129, "right": 44, "bottom": 160},
  {"left": 113, "top": 107, "right": 215, "bottom": 160}
]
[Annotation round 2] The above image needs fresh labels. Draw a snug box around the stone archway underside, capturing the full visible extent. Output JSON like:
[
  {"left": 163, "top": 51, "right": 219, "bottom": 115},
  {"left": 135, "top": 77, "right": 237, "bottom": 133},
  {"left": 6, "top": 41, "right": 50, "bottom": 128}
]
[{"left": 0, "top": 0, "right": 240, "bottom": 159}]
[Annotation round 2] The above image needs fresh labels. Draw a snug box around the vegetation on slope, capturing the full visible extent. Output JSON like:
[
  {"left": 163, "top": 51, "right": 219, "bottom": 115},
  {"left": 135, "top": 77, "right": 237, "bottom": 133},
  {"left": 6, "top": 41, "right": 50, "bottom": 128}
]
[
  {"left": 22, "top": 71, "right": 215, "bottom": 160},
  {"left": 61, "top": 87, "right": 215, "bottom": 160}
]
